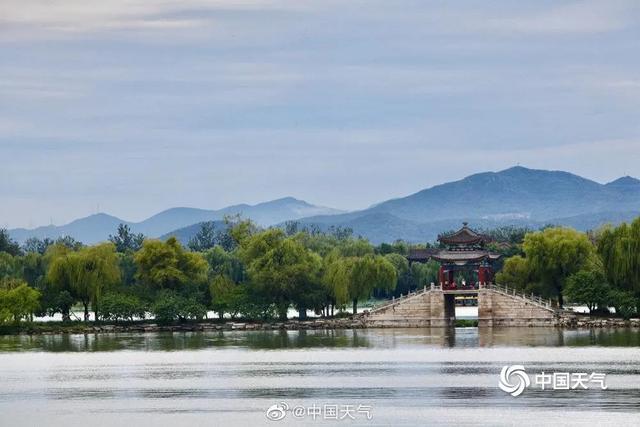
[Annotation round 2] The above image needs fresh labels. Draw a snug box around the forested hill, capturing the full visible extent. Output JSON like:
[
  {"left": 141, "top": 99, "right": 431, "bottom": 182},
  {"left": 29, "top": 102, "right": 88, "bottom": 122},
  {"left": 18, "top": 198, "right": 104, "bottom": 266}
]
[
  {"left": 8, "top": 167, "right": 640, "bottom": 245},
  {"left": 291, "top": 167, "right": 640, "bottom": 243}
]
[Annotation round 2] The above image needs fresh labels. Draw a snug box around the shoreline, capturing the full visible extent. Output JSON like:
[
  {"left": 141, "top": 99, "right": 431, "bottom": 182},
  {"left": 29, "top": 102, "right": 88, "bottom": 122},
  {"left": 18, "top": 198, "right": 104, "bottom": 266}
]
[{"left": 2, "top": 315, "right": 640, "bottom": 336}]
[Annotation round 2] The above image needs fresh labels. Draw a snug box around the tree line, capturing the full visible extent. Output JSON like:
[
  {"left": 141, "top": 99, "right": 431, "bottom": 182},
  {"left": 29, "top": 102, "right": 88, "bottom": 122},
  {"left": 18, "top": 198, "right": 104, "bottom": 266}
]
[
  {"left": 2, "top": 217, "right": 640, "bottom": 325},
  {"left": 496, "top": 218, "right": 640, "bottom": 318},
  {"left": 0, "top": 218, "right": 441, "bottom": 325}
]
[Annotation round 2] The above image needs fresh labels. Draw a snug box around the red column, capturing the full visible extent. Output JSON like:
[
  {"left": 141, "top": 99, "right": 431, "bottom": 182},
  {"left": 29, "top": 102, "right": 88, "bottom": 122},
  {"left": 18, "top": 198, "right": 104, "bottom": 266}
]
[
  {"left": 478, "top": 266, "right": 486, "bottom": 286},
  {"left": 438, "top": 266, "right": 445, "bottom": 286}
]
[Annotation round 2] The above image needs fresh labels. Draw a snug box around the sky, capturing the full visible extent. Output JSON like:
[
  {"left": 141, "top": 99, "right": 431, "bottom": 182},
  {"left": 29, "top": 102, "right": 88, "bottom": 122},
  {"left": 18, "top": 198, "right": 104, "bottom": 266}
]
[{"left": 1, "top": 0, "right": 640, "bottom": 229}]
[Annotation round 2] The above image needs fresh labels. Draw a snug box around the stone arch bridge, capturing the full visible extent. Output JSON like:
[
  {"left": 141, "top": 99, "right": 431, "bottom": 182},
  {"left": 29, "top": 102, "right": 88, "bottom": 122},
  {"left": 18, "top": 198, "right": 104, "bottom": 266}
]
[{"left": 361, "top": 284, "right": 566, "bottom": 327}]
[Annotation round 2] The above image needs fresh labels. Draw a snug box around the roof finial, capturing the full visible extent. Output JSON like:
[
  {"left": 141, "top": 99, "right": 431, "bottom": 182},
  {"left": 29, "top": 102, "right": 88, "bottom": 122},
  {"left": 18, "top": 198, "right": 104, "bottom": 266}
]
[{"left": 463, "top": 221, "right": 468, "bottom": 227}]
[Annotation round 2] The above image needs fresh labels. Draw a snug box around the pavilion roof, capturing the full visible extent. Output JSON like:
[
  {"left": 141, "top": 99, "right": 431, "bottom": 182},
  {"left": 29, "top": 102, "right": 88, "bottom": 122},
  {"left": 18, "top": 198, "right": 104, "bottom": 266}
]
[
  {"left": 407, "top": 247, "right": 500, "bottom": 264},
  {"left": 438, "top": 222, "right": 491, "bottom": 246},
  {"left": 430, "top": 250, "right": 500, "bottom": 265},
  {"left": 407, "top": 248, "right": 439, "bottom": 262}
]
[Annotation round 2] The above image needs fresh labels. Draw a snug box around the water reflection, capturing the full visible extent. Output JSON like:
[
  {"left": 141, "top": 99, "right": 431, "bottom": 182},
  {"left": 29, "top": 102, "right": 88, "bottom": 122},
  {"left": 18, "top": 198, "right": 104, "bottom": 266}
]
[
  {"left": 1, "top": 327, "right": 640, "bottom": 426},
  {"left": 0, "top": 327, "right": 638, "bottom": 353},
  {"left": 0, "top": 329, "right": 375, "bottom": 352}
]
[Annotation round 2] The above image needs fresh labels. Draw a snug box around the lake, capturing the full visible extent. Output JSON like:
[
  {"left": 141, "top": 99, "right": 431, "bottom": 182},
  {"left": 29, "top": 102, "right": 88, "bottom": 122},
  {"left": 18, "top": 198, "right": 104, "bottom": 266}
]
[{"left": 1, "top": 327, "right": 639, "bottom": 426}]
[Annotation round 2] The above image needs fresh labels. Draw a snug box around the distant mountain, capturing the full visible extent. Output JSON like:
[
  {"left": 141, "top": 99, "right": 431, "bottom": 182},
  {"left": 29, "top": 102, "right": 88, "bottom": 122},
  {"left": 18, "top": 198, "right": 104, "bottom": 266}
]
[
  {"left": 8, "top": 167, "right": 640, "bottom": 246},
  {"left": 605, "top": 176, "right": 640, "bottom": 193},
  {"left": 9, "top": 213, "right": 127, "bottom": 245},
  {"left": 365, "top": 166, "right": 638, "bottom": 222},
  {"left": 293, "top": 166, "right": 640, "bottom": 243},
  {"left": 8, "top": 197, "right": 343, "bottom": 244}
]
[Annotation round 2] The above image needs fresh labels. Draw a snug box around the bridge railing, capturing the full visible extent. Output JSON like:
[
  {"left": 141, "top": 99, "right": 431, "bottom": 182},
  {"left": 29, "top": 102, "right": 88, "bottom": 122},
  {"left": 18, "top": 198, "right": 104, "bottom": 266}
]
[
  {"left": 486, "top": 283, "right": 554, "bottom": 310},
  {"left": 367, "top": 282, "right": 556, "bottom": 314},
  {"left": 366, "top": 285, "right": 431, "bottom": 313}
]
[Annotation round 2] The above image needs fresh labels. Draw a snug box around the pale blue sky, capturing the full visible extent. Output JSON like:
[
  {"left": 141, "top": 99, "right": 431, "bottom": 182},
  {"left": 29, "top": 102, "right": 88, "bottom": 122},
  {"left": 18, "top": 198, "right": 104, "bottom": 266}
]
[{"left": 1, "top": 0, "right": 640, "bottom": 228}]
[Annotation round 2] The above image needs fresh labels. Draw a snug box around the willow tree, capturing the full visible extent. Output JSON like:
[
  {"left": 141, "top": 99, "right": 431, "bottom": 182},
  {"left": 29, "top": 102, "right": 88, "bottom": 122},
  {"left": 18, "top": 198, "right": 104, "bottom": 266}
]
[
  {"left": 597, "top": 218, "right": 640, "bottom": 294},
  {"left": 495, "top": 255, "right": 532, "bottom": 291},
  {"left": 239, "top": 229, "right": 323, "bottom": 320},
  {"left": 383, "top": 253, "right": 410, "bottom": 295},
  {"left": 134, "top": 237, "right": 208, "bottom": 297},
  {"left": 325, "top": 254, "right": 396, "bottom": 314},
  {"left": 47, "top": 243, "right": 120, "bottom": 321},
  {"left": 523, "top": 227, "right": 594, "bottom": 307}
]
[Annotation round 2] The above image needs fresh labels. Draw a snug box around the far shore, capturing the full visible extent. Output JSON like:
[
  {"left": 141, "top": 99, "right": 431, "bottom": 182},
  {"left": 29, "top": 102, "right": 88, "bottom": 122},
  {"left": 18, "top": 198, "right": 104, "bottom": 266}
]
[{"left": 2, "top": 314, "right": 639, "bottom": 336}]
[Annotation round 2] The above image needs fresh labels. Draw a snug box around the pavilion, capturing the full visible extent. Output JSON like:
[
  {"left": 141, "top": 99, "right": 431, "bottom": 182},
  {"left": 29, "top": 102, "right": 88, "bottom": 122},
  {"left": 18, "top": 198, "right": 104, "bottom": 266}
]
[{"left": 407, "top": 222, "right": 500, "bottom": 290}]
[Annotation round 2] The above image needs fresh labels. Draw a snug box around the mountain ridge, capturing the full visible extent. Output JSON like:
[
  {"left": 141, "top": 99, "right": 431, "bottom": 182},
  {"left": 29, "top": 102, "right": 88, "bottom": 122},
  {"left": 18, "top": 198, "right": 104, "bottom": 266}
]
[
  {"left": 289, "top": 166, "right": 640, "bottom": 243},
  {"left": 7, "top": 166, "right": 640, "bottom": 245},
  {"left": 8, "top": 198, "right": 344, "bottom": 244}
]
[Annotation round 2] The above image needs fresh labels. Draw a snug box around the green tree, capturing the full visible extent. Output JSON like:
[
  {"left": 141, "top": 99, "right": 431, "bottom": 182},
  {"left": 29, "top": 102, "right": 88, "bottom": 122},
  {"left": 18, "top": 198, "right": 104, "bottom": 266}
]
[
  {"left": 326, "top": 254, "right": 397, "bottom": 314},
  {"left": 38, "top": 244, "right": 74, "bottom": 320},
  {"left": 100, "top": 293, "right": 146, "bottom": 322},
  {"left": 608, "top": 289, "right": 637, "bottom": 319},
  {"left": 523, "top": 227, "right": 594, "bottom": 307},
  {"left": 349, "top": 255, "right": 396, "bottom": 314},
  {"left": 188, "top": 221, "right": 218, "bottom": 252},
  {"left": 597, "top": 218, "right": 640, "bottom": 295},
  {"left": 22, "top": 237, "right": 54, "bottom": 255},
  {"left": 0, "top": 251, "right": 20, "bottom": 280},
  {"left": 384, "top": 253, "right": 411, "bottom": 296},
  {"left": 0, "top": 229, "right": 21, "bottom": 256},
  {"left": 565, "top": 269, "right": 610, "bottom": 313},
  {"left": 377, "top": 240, "right": 409, "bottom": 256},
  {"left": 46, "top": 243, "right": 120, "bottom": 321},
  {"left": 54, "top": 236, "right": 84, "bottom": 250},
  {"left": 109, "top": 224, "right": 145, "bottom": 253},
  {"left": 203, "top": 246, "right": 244, "bottom": 283},
  {"left": 0, "top": 279, "right": 41, "bottom": 324},
  {"left": 150, "top": 290, "right": 207, "bottom": 323},
  {"left": 118, "top": 251, "right": 138, "bottom": 288},
  {"left": 226, "top": 216, "right": 259, "bottom": 249},
  {"left": 338, "top": 238, "right": 374, "bottom": 257},
  {"left": 410, "top": 260, "right": 440, "bottom": 290},
  {"left": 209, "top": 274, "right": 246, "bottom": 319},
  {"left": 134, "top": 237, "right": 208, "bottom": 317},
  {"left": 238, "top": 229, "right": 323, "bottom": 320},
  {"left": 495, "top": 255, "right": 532, "bottom": 291},
  {"left": 20, "top": 252, "right": 46, "bottom": 289},
  {"left": 135, "top": 237, "right": 208, "bottom": 292}
]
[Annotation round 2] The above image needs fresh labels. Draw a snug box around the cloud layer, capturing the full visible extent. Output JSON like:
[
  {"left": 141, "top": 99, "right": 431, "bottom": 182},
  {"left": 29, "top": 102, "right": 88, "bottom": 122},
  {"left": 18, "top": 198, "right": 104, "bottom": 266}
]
[{"left": 2, "top": 0, "right": 640, "bottom": 228}]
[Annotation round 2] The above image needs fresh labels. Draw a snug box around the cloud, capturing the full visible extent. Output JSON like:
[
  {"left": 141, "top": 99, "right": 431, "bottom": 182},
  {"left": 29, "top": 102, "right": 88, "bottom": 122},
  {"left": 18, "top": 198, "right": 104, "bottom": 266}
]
[
  {"left": 2, "top": 0, "right": 638, "bottom": 40},
  {"left": 1, "top": 1, "right": 640, "bottom": 227},
  {"left": 475, "top": 0, "right": 637, "bottom": 35}
]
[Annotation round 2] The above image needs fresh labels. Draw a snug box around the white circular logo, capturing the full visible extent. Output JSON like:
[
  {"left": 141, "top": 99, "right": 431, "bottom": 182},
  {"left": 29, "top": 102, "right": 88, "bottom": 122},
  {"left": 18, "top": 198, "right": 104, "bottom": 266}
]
[
  {"left": 499, "top": 365, "right": 530, "bottom": 397},
  {"left": 266, "top": 402, "right": 288, "bottom": 421}
]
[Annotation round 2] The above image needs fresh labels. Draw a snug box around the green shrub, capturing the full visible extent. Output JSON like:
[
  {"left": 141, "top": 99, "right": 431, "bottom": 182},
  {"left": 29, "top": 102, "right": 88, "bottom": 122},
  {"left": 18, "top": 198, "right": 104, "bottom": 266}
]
[
  {"left": 608, "top": 290, "right": 637, "bottom": 320},
  {"left": 565, "top": 269, "right": 610, "bottom": 312},
  {"left": 100, "top": 293, "right": 147, "bottom": 322},
  {"left": 0, "top": 280, "right": 41, "bottom": 324},
  {"left": 150, "top": 290, "right": 207, "bottom": 323}
]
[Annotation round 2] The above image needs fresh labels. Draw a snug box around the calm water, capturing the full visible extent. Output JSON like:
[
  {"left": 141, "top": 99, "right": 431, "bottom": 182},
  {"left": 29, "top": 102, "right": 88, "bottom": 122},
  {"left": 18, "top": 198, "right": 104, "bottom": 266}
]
[{"left": 1, "top": 328, "right": 640, "bottom": 426}]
